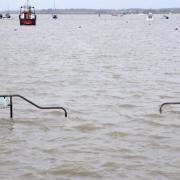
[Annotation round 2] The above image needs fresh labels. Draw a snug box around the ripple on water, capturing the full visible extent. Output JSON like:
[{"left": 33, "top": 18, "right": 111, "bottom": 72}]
[
  {"left": 118, "top": 104, "right": 137, "bottom": 109},
  {"left": 43, "top": 163, "right": 102, "bottom": 178},
  {"left": 108, "top": 131, "right": 129, "bottom": 139},
  {"left": 101, "top": 162, "right": 121, "bottom": 173},
  {"left": 73, "top": 123, "right": 102, "bottom": 133},
  {"left": 44, "top": 110, "right": 67, "bottom": 117}
]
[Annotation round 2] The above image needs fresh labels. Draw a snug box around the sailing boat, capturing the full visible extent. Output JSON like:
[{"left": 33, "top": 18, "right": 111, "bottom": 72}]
[
  {"left": 4, "top": 0, "right": 11, "bottom": 18},
  {"left": 52, "top": 0, "right": 58, "bottom": 19},
  {"left": 19, "top": 0, "right": 37, "bottom": 25}
]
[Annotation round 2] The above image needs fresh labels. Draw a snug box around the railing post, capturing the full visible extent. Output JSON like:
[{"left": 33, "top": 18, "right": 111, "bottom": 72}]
[{"left": 10, "top": 96, "right": 13, "bottom": 118}]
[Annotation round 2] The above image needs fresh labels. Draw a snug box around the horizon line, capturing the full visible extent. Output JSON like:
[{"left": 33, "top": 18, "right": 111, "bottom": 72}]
[{"left": 1, "top": 7, "right": 180, "bottom": 11}]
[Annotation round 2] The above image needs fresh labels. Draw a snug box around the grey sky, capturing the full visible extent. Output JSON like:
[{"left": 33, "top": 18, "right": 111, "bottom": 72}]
[{"left": 1, "top": 0, "right": 180, "bottom": 10}]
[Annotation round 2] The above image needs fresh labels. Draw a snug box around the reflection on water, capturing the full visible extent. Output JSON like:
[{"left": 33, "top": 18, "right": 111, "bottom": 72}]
[{"left": 0, "top": 14, "right": 180, "bottom": 179}]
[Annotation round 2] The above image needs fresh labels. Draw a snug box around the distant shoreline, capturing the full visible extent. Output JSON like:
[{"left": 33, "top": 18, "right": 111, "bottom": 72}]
[{"left": 1, "top": 8, "right": 180, "bottom": 14}]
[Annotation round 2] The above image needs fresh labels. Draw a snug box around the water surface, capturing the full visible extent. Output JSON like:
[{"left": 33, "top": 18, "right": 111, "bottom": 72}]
[{"left": 0, "top": 14, "right": 180, "bottom": 179}]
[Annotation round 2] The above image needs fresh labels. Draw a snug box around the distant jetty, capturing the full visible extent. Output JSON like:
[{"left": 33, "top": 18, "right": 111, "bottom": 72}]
[{"left": 1, "top": 8, "right": 180, "bottom": 15}]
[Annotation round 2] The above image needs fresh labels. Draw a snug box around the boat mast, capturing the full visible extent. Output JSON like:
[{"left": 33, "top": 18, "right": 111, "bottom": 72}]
[
  {"left": 54, "top": 0, "right": 57, "bottom": 15},
  {"left": 27, "top": 0, "right": 29, "bottom": 7}
]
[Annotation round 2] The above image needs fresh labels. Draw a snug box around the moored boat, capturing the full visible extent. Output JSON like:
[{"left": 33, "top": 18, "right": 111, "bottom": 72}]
[
  {"left": 163, "top": 15, "right": 169, "bottom": 19},
  {"left": 4, "top": 13, "right": 11, "bottom": 19},
  {"left": 52, "top": 0, "right": 58, "bottom": 19},
  {"left": 112, "top": 13, "right": 118, "bottom": 16},
  {"left": 147, "top": 12, "right": 153, "bottom": 21},
  {"left": 19, "top": 0, "right": 36, "bottom": 25},
  {"left": 52, "top": 14, "right": 58, "bottom": 19}
]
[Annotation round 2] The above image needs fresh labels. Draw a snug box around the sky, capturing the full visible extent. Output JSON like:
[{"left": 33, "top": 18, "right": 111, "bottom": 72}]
[{"left": 1, "top": 0, "right": 180, "bottom": 10}]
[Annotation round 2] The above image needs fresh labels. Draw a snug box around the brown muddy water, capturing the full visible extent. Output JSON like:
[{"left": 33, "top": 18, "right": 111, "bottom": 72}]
[{"left": 0, "top": 14, "right": 180, "bottom": 179}]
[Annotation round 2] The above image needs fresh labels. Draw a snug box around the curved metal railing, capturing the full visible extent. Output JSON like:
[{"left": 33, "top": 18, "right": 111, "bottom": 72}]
[
  {"left": 0, "top": 95, "right": 67, "bottom": 118},
  {"left": 160, "top": 102, "right": 180, "bottom": 114}
]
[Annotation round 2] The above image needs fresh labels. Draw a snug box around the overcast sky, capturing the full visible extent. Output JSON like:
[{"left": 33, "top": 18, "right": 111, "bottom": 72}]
[{"left": 1, "top": 0, "right": 180, "bottom": 10}]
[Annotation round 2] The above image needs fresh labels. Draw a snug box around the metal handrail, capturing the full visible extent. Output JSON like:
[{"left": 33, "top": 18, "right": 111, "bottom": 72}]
[
  {"left": 0, "top": 95, "right": 67, "bottom": 118},
  {"left": 160, "top": 102, "right": 180, "bottom": 114}
]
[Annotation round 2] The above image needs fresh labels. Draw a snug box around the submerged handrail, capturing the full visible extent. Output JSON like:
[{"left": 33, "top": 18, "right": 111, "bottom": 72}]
[
  {"left": 160, "top": 102, "right": 180, "bottom": 114},
  {"left": 0, "top": 95, "right": 67, "bottom": 118}
]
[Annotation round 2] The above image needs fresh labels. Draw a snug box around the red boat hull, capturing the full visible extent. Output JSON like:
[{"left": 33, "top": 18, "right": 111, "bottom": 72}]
[{"left": 19, "top": 18, "right": 36, "bottom": 25}]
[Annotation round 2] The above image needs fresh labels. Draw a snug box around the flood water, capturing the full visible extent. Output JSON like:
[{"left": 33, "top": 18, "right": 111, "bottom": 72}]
[{"left": 0, "top": 14, "right": 180, "bottom": 179}]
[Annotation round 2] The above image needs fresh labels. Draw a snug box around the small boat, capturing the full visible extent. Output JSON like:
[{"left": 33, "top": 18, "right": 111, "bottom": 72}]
[
  {"left": 52, "top": 0, "right": 58, "bottom": 19},
  {"left": 19, "top": 0, "right": 36, "bottom": 25},
  {"left": 163, "top": 15, "right": 169, "bottom": 19},
  {"left": 118, "top": 12, "right": 127, "bottom": 17},
  {"left": 112, "top": 13, "right": 118, "bottom": 16},
  {"left": 52, "top": 14, "right": 58, "bottom": 19},
  {"left": 147, "top": 13, "right": 153, "bottom": 21},
  {"left": 4, "top": 13, "right": 11, "bottom": 19}
]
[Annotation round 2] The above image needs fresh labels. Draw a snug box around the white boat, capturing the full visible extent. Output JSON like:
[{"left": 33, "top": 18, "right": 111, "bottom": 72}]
[
  {"left": 4, "top": 13, "right": 11, "bottom": 19},
  {"left": 147, "top": 13, "right": 153, "bottom": 21}
]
